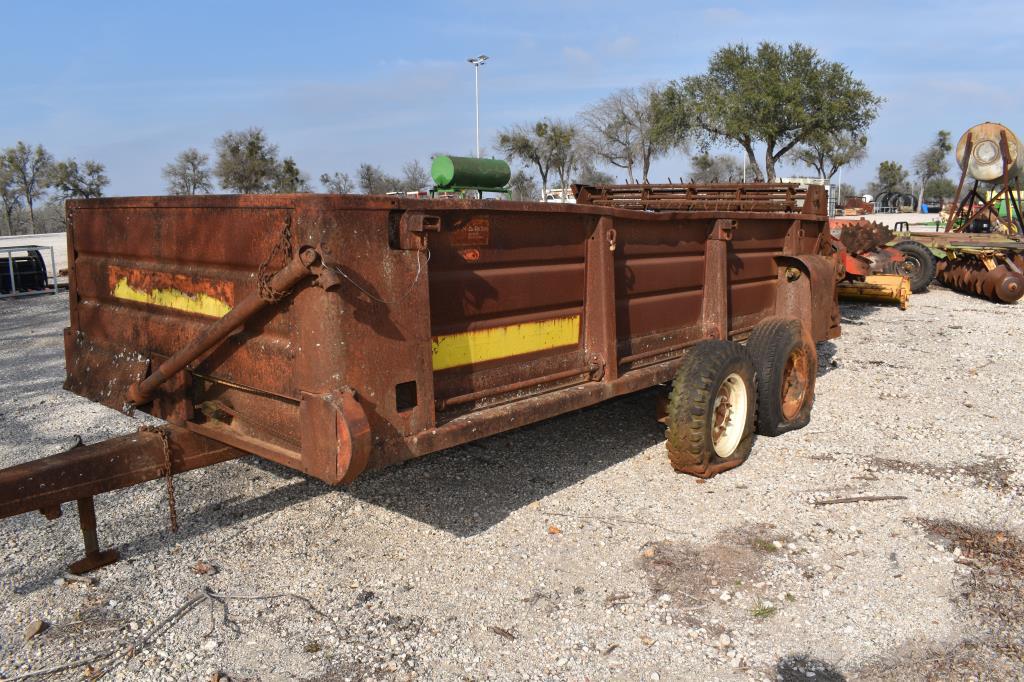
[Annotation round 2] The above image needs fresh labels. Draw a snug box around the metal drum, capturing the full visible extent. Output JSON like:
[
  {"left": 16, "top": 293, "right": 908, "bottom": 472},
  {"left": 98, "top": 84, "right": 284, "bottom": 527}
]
[{"left": 956, "top": 122, "right": 1021, "bottom": 182}]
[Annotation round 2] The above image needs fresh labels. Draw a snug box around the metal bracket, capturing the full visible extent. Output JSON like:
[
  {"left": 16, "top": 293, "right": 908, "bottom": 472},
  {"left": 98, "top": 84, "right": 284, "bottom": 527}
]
[
  {"left": 67, "top": 497, "right": 120, "bottom": 575},
  {"left": 397, "top": 213, "right": 441, "bottom": 251},
  {"left": 700, "top": 219, "right": 736, "bottom": 339}
]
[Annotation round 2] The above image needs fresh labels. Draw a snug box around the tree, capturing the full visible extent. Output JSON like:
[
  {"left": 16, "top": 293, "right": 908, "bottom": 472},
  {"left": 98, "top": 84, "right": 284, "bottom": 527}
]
[
  {"left": 0, "top": 163, "right": 21, "bottom": 236},
  {"left": 546, "top": 120, "right": 581, "bottom": 197},
  {"left": 508, "top": 170, "right": 539, "bottom": 201},
  {"left": 579, "top": 84, "right": 673, "bottom": 183},
  {"left": 50, "top": 159, "right": 109, "bottom": 199},
  {"left": 663, "top": 42, "right": 882, "bottom": 182},
  {"left": 495, "top": 121, "right": 556, "bottom": 196},
  {"left": 272, "top": 157, "right": 310, "bottom": 193},
  {"left": 791, "top": 131, "right": 867, "bottom": 181},
  {"left": 913, "top": 130, "right": 952, "bottom": 209},
  {"left": 162, "top": 148, "right": 213, "bottom": 195},
  {"left": 688, "top": 152, "right": 742, "bottom": 183},
  {"left": 356, "top": 163, "right": 401, "bottom": 194},
  {"left": 2, "top": 142, "right": 54, "bottom": 232},
  {"left": 400, "top": 160, "right": 431, "bottom": 192},
  {"left": 575, "top": 161, "right": 615, "bottom": 186},
  {"left": 213, "top": 128, "right": 280, "bottom": 193},
  {"left": 923, "top": 177, "right": 956, "bottom": 205},
  {"left": 320, "top": 171, "right": 354, "bottom": 194},
  {"left": 838, "top": 183, "right": 859, "bottom": 201},
  {"left": 870, "top": 161, "right": 910, "bottom": 195}
]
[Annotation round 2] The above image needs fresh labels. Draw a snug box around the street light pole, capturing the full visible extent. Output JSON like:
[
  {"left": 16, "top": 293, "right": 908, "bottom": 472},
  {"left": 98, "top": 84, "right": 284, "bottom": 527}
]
[{"left": 467, "top": 55, "right": 489, "bottom": 158}]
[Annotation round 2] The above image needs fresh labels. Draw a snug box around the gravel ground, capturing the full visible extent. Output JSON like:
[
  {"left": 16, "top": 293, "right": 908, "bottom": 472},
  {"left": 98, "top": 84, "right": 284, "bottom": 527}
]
[{"left": 1, "top": 286, "right": 1022, "bottom": 681}]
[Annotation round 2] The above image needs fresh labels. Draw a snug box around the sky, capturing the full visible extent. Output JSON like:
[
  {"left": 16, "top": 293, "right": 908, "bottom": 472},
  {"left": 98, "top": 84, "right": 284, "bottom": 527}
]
[{"left": 2, "top": 0, "right": 1022, "bottom": 196}]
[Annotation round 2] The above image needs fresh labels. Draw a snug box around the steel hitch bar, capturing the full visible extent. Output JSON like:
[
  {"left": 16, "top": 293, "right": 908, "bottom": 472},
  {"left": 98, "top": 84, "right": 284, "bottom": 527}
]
[
  {"left": 0, "top": 247, "right": 333, "bottom": 573},
  {"left": 0, "top": 426, "right": 244, "bottom": 574}
]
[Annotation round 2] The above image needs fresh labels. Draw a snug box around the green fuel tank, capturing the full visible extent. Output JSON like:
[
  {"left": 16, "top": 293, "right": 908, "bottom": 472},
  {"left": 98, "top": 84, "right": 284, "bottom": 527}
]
[{"left": 431, "top": 155, "right": 511, "bottom": 190}]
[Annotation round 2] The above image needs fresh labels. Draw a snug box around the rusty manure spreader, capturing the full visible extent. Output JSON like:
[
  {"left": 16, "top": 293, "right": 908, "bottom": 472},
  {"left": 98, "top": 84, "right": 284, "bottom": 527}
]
[{"left": 0, "top": 184, "right": 840, "bottom": 573}]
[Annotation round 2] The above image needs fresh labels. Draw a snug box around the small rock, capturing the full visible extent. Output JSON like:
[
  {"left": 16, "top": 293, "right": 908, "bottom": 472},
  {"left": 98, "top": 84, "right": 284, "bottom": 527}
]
[
  {"left": 193, "top": 561, "right": 218, "bottom": 575},
  {"left": 719, "top": 592, "right": 731, "bottom": 602},
  {"left": 718, "top": 633, "right": 731, "bottom": 648},
  {"left": 24, "top": 619, "right": 48, "bottom": 641}
]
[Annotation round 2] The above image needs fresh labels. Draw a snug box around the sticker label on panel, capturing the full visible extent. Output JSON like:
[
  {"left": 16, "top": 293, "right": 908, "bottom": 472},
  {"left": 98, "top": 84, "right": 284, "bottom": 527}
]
[{"left": 449, "top": 215, "right": 490, "bottom": 246}]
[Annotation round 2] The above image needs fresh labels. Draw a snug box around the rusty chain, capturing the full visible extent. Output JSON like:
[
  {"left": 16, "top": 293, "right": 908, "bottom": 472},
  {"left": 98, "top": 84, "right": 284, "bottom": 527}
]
[
  {"left": 256, "top": 218, "right": 294, "bottom": 303},
  {"left": 138, "top": 425, "right": 178, "bottom": 533}
]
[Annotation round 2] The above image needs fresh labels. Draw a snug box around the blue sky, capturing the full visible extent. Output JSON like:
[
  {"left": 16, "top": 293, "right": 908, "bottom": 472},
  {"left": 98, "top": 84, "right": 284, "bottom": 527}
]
[{"left": 3, "top": 1, "right": 1022, "bottom": 195}]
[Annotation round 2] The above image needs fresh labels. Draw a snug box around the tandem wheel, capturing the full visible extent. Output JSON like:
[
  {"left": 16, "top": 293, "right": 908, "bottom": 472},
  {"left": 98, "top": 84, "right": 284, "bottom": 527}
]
[
  {"left": 746, "top": 317, "right": 817, "bottom": 436},
  {"left": 664, "top": 340, "right": 757, "bottom": 478}
]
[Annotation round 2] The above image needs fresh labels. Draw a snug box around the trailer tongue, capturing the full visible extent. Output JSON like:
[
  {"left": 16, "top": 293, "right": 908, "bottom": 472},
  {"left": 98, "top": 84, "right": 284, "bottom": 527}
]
[{"left": 1, "top": 187, "right": 839, "bottom": 573}]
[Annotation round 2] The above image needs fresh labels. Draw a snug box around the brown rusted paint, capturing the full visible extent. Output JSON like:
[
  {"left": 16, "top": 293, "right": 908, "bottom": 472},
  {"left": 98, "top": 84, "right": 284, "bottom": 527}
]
[
  {"left": 0, "top": 427, "right": 242, "bottom": 520},
  {"left": 700, "top": 219, "right": 735, "bottom": 340},
  {"left": 936, "top": 257, "right": 1024, "bottom": 303},
  {"left": 47, "top": 189, "right": 835, "bottom": 492}
]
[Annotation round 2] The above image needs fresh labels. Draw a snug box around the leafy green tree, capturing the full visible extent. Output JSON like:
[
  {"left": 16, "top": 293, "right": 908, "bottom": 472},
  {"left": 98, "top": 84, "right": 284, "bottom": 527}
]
[
  {"left": 213, "top": 128, "right": 280, "bottom": 193},
  {"left": 923, "top": 177, "right": 956, "bottom": 205},
  {"left": 791, "top": 131, "right": 867, "bottom": 181},
  {"left": 50, "top": 159, "right": 109, "bottom": 199},
  {"left": 272, "top": 157, "right": 310, "bottom": 193},
  {"left": 913, "top": 130, "right": 952, "bottom": 209},
  {"left": 688, "top": 152, "right": 742, "bottom": 183},
  {"left": 495, "top": 121, "right": 557, "bottom": 196},
  {"left": 546, "top": 120, "right": 581, "bottom": 197},
  {"left": 162, "top": 148, "right": 213, "bottom": 195},
  {"left": 0, "top": 163, "right": 21, "bottom": 235},
  {"left": 320, "top": 171, "right": 354, "bottom": 194},
  {"left": 661, "top": 42, "right": 882, "bottom": 181},
  {"left": 870, "top": 161, "right": 910, "bottom": 195},
  {"left": 2, "top": 142, "right": 54, "bottom": 232}
]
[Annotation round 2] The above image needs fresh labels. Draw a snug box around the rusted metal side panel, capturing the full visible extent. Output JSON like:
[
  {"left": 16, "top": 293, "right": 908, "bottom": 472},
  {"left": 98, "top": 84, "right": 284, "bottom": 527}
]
[
  {"left": 425, "top": 208, "right": 590, "bottom": 412},
  {"left": 57, "top": 191, "right": 837, "bottom": 485}
]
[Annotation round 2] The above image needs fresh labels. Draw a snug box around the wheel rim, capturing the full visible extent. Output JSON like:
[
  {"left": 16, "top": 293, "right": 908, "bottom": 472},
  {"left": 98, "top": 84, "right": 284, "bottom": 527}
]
[
  {"left": 780, "top": 347, "right": 810, "bottom": 421},
  {"left": 712, "top": 373, "right": 748, "bottom": 457},
  {"left": 898, "top": 255, "right": 921, "bottom": 277}
]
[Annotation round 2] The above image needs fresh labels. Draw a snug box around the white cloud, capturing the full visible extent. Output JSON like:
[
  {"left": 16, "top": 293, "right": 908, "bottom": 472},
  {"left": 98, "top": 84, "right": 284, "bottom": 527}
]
[
  {"left": 702, "top": 7, "right": 747, "bottom": 22},
  {"left": 562, "top": 46, "right": 594, "bottom": 66},
  {"left": 608, "top": 35, "right": 637, "bottom": 54}
]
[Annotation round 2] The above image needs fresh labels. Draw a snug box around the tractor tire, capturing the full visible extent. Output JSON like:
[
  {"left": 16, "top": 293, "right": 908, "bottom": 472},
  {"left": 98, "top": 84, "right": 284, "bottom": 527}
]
[
  {"left": 746, "top": 318, "right": 817, "bottom": 437},
  {"left": 893, "top": 241, "right": 937, "bottom": 293},
  {"left": 665, "top": 340, "right": 757, "bottom": 478}
]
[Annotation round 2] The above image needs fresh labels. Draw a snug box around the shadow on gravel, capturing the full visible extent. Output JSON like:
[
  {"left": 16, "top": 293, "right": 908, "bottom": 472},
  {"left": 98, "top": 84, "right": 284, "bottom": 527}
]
[
  {"left": 348, "top": 388, "right": 666, "bottom": 537},
  {"left": 816, "top": 341, "right": 838, "bottom": 377},
  {"left": 776, "top": 655, "right": 846, "bottom": 681},
  {"left": 852, "top": 520, "right": 1024, "bottom": 680},
  {"left": 9, "top": 388, "right": 668, "bottom": 594}
]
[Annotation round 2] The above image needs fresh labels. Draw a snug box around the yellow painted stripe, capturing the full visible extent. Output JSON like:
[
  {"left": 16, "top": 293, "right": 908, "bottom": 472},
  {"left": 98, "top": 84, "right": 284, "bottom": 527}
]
[
  {"left": 112, "top": 277, "right": 232, "bottom": 318},
  {"left": 431, "top": 315, "right": 581, "bottom": 371}
]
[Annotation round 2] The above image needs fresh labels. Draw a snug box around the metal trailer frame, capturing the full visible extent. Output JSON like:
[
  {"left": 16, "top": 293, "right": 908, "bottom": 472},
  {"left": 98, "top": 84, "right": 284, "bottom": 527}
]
[
  {"left": 0, "top": 186, "right": 840, "bottom": 574},
  {"left": 0, "top": 244, "right": 58, "bottom": 299}
]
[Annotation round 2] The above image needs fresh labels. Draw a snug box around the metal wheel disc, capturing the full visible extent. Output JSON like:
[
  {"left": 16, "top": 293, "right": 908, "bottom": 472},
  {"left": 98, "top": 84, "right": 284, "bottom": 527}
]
[
  {"left": 712, "top": 372, "right": 748, "bottom": 457},
  {"left": 780, "top": 347, "right": 810, "bottom": 421}
]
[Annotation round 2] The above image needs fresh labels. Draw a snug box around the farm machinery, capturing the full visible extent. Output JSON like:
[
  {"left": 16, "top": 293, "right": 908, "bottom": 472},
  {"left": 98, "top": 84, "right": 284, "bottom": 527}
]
[
  {"left": 892, "top": 122, "right": 1024, "bottom": 303},
  {"left": 1, "top": 183, "right": 840, "bottom": 575}
]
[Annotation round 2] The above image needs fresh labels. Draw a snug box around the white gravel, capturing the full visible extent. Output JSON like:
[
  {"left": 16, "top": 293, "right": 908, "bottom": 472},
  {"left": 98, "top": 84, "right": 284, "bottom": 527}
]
[{"left": 1, "top": 285, "right": 1022, "bottom": 681}]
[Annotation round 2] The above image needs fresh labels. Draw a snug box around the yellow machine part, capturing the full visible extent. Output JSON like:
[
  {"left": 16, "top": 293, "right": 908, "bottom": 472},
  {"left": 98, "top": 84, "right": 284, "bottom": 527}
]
[{"left": 837, "top": 274, "right": 911, "bottom": 310}]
